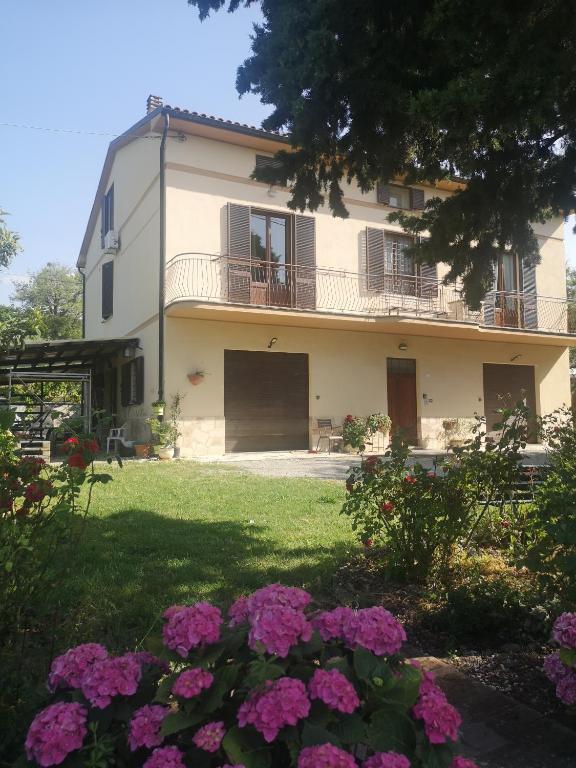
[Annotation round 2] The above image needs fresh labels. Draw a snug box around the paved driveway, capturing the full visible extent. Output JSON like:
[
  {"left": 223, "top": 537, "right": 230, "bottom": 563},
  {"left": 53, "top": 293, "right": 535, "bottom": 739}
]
[{"left": 196, "top": 447, "right": 548, "bottom": 481}]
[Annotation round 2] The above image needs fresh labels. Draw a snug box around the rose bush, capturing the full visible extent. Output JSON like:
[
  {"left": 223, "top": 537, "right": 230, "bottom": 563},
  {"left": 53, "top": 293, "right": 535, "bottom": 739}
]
[
  {"left": 544, "top": 612, "right": 576, "bottom": 707},
  {"left": 22, "top": 584, "right": 478, "bottom": 768}
]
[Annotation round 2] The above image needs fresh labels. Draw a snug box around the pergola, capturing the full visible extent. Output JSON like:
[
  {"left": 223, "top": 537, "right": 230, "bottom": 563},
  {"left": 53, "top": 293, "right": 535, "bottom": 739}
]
[{"left": 0, "top": 338, "right": 139, "bottom": 438}]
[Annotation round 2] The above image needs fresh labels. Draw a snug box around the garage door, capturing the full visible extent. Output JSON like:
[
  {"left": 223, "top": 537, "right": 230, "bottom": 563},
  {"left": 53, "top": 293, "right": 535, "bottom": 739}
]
[
  {"left": 482, "top": 363, "right": 537, "bottom": 436},
  {"left": 224, "top": 350, "right": 309, "bottom": 452}
]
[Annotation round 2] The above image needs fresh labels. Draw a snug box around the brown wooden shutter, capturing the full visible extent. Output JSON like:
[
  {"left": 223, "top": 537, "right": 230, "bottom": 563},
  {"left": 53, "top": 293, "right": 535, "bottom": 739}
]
[
  {"left": 293, "top": 215, "right": 316, "bottom": 309},
  {"left": 366, "top": 227, "right": 385, "bottom": 290},
  {"left": 101, "top": 261, "right": 114, "bottom": 319},
  {"left": 410, "top": 188, "right": 425, "bottom": 210},
  {"left": 376, "top": 183, "right": 390, "bottom": 205},
  {"left": 108, "top": 185, "right": 114, "bottom": 231},
  {"left": 100, "top": 198, "right": 106, "bottom": 249},
  {"left": 226, "top": 202, "right": 251, "bottom": 303},
  {"left": 134, "top": 356, "right": 144, "bottom": 405},
  {"left": 419, "top": 263, "right": 438, "bottom": 297},
  {"left": 120, "top": 363, "right": 130, "bottom": 407},
  {"left": 522, "top": 259, "right": 538, "bottom": 329}
]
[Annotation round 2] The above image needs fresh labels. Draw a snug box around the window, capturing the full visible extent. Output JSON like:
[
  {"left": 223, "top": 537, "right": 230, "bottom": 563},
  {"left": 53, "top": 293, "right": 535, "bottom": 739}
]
[
  {"left": 100, "top": 185, "right": 114, "bottom": 247},
  {"left": 101, "top": 261, "right": 114, "bottom": 319},
  {"left": 255, "top": 154, "right": 282, "bottom": 172},
  {"left": 120, "top": 357, "right": 144, "bottom": 407},
  {"left": 250, "top": 210, "right": 290, "bottom": 286},
  {"left": 377, "top": 183, "right": 425, "bottom": 210}
]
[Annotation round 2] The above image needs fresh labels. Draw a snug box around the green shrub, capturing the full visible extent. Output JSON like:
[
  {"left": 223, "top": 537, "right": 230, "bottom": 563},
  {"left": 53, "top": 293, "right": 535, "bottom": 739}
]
[{"left": 342, "top": 413, "right": 391, "bottom": 453}]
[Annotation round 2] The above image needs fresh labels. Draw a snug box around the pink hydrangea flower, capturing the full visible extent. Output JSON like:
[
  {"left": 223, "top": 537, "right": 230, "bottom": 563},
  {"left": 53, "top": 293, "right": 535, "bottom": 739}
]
[
  {"left": 412, "top": 673, "right": 461, "bottom": 744},
  {"left": 128, "top": 704, "right": 168, "bottom": 751},
  {"left": 162, "top": 602, "right": 222, "bottom": 657},
  {"left": 143, "top": 746, "right": 186, "bottom": 768},
  {"left": 343, "top": 607, "right": 407, "bottom": 656},
  {"left": 556, "top": 672, "right": 576, "bottom": 705},
  {"left": 124, "top": 651, "right": 169, "bottom": 673},
  {"left": 552, "top": 612, "right": 576, "bottom": 649},
  {"left": 81, "top": 654, "right": 142, "bottom": 709},
  {"left": 450, "top": 759, "right": 479, "bottom": 768},
  {"left": 48, "top": 643, "right": 108, "bottom": 691},
  {"left": 308, "top": 668, "right": 360, "bottom": 713},
  {"left": 192, "top": 720, "right": 226, "bottom": 752},
  {"left": 312, "top": 607, "right": 355, "bottom": 642},
  {"left": 228, "top": 595, "right": 250, "bottom": 627},
  {"left": 25, "top": 702, "right": 87, "bottom": 767},
  {"left": 246, "top": 584, "right": 312, "bottom": 615},
  {"left": 363, "top": 753, "right": 411, "bottom": 768},
  {"left": 238, "top": 677, "right": 310, "bottom": 742},
  {"left": 544, "top": 652, "right": 568, "bottom": 684},
  {"left": 298, "top": 743, "right": 358, "bottom": 768},
  {"left": 248, "top": 605, "right": 313, "bottom": 657},
  {"left": 172, "top": 667, "right": 214, "bottom": 698}
]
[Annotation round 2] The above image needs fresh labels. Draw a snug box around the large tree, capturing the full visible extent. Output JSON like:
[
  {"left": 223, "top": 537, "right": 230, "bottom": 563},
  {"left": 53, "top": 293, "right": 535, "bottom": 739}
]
[
  {"left": 12, "top": 262, "right": 82, "bottom": 340},
  {"left": 0, "top": 209, "right": 21, "bottom": 270},
  {"left": 189, "top": 0, "right": 576, "bottom": 306}
]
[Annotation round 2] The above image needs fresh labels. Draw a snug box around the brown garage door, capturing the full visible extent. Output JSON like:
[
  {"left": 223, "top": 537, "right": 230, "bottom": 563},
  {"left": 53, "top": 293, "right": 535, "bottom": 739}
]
[
  {"left": 482, "top": 363, "right": 537, "bottom": 435},
  {"left": 224, "top": 350, "right": 309, "bottom": 452}
]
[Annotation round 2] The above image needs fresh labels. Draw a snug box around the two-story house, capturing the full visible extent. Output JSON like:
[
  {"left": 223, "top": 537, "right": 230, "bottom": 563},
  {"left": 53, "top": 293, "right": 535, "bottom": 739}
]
[{"left": 77, "top": 96, "right": 573, "bottom": 455}]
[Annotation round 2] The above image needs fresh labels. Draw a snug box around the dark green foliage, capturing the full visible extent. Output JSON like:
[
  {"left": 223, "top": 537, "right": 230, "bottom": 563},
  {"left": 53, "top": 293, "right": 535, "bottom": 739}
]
[
  {"left": 0, "top": 208, "right": 20, "bottom": 269},
  {"left": 187, "top": 0, "right": 576, "bottom": 306},
  {"left": 525, "top": 407, "right": 576, "bottom": 604}
]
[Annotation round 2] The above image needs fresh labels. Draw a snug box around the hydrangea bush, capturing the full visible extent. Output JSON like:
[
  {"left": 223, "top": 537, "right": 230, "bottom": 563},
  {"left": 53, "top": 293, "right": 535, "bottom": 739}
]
[
  {"left": 23, "top": 584, "right": 478, "bottom": 768},
  {"left": 544, "top": 612, "right": 576, "bottom": 707}
]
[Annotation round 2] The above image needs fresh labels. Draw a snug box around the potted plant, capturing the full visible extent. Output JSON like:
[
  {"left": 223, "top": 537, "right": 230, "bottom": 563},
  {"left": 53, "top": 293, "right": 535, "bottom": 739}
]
[
  {"left": 187, "top": 370, "right": 205, "bottom": 386},
  {"left": 151, "top": 399, "right": 166, "bottom": 416},
  {"left": 367, "top": 412, "right": 392, "bottom": 437},
  {"left": 133, "top": 442, "right": 150, "bottom": 459},
  {"left": 146, "top": 416, "right": 174, "bottom": 459}
]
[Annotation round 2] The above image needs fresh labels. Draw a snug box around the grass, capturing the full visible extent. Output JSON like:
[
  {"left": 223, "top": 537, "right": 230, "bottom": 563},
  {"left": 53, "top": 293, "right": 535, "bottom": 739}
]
[{"left": 66, "top": 461, "right": 352, "bottom": 650}]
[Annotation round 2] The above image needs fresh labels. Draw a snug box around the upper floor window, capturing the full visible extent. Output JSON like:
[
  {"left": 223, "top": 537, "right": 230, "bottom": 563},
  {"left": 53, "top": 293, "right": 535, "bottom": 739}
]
[
  {"left": 255, "top": 154, "right": 282, "bottom": 173},
  {"left": 101, "top": 260, "right": 114, "bottom": 320},
  {"left": 496, "top": 252, "right": 522, "bottom": 293},
  {"left": 377, "top": 183, "right": 425, "bottom": 211},
  {"left": 100, "top": 185, "right": 114, "bottom": 248},
  {"left": 250, "top": 210, "right": 290, "bottom": 286}
]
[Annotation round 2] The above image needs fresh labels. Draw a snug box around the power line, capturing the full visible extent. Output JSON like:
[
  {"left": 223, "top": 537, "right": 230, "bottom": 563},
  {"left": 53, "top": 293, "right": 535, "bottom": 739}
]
[{"left": 0, "top": 122, "right": 161, "bottom": 139}]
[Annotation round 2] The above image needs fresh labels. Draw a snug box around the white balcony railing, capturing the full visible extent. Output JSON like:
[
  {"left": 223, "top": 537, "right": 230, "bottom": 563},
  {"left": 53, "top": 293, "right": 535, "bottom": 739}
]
[{"left": 165, "top": 253, "right": 575, "bottom": 335}]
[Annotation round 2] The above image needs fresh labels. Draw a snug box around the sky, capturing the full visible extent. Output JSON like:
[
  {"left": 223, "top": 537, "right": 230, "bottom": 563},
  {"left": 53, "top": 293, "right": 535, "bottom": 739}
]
[{"left": 1, "top": 0, "right": 575, "bottom": 305}]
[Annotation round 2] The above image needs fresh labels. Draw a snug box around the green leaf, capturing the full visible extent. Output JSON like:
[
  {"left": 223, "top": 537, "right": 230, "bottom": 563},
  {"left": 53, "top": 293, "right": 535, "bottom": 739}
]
[
  {"left": 154, "top": 671, "right": 179, "bottom": 703},
  {"left": 201, "top": 663, "right": 242, "bottom": 713},
  {"left": 334, "top": 713, "right": 367, "bottom": 744},
  {"left": 559, "top": 648, "right": 576, "bottom": 668},
  {"left": 245, "top": 659, "right": 284, "bottom": 688},
  {"left": 301, "top": 722, "right": 341, "bottom": 748},
  {"left": 160, "top": 710, "right": 203, "bottom": 737},
  {"left": 419, "top": 742, "right": 456, "bottom": 768},
  {"left": 380, "top": 663, "right": 422, "bottom": 709},
  {"left": 222, "top": 726, "right": 271, "bottom": 768},
  {"left": 353, "top": 646, "right": 393, "bottom": 685},
  {"left": 367, "top": 708, "right": 416, "bottom": 755}
]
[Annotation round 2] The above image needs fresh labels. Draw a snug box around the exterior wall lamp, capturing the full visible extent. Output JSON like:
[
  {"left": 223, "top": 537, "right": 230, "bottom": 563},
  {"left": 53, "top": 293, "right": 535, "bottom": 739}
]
[
  {"left": 268, "top": 337, "right": 278, "bottom": 349},
  {"left": 398, "top": 342, "right": 408, "bottom": 351}
]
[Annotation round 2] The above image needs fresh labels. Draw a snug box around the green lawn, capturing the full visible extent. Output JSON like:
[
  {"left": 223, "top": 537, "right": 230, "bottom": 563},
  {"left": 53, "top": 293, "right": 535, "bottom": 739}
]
[{"left": 68, "top": 461, "right": 352, "bottom": 650}]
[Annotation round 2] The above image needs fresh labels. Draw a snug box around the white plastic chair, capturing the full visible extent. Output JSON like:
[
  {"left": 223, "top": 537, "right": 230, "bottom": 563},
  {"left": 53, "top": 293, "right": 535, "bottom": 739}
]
[{"left": 106, "top": 423, "right": 134, "bottom": 453}]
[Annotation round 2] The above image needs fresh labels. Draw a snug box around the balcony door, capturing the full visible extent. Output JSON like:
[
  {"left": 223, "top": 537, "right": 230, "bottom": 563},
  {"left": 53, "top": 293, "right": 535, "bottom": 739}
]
[
  {"left": 250, "top": 210, "right": 291, "bottom": 307},
  {"left": 495, "top": 253, "right": 523, "bottom": 327}
]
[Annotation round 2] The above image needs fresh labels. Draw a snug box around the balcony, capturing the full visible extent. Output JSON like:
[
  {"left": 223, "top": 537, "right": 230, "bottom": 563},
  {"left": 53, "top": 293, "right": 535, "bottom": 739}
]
[{"left": 165, "top": 253, "right": 575, "bottom": 338}]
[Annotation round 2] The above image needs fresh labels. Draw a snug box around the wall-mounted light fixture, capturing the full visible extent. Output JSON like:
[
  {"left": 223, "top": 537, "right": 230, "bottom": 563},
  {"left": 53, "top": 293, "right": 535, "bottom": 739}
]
[
  {"left": 268, "top": 337, "right": 278, "bottom": 349},
  {"left": 398, "top": 342, "right": 408, "bottom": 352}
]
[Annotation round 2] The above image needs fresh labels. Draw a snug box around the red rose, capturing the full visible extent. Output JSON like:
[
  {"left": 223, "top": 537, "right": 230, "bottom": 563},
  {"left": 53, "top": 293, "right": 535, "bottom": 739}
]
[
  {"left": 19, "top": 456, "right": 45, "bottom": 476},
  {"left": 427, "top": 471, "right": 436, "bottom": 479},
  {"left": 68, "top": 453, "right": 88, "bottom": 470},
  {"left": 379, "top": 501, "right": 394, "bottom": 513},
  {"left": 24, "top": 481, "right": 51, "bottom": 504},
  {"left": 345, "top": 481, "right": 354, "bottom": 493},
  {"left": 84, "top": 439, "right": 99, "bottom": 453},
  {"left": 404, "top": 475, "right": 417, "bottom": 484},
  {"left": 363, "top": 538, "right": 373, "bottom": 548},
  {"left": 344, "top": 415, "right": 354, "bottom": 423},
  {"left": 501, "top": 520, "right": 510, "bottom": 529}
]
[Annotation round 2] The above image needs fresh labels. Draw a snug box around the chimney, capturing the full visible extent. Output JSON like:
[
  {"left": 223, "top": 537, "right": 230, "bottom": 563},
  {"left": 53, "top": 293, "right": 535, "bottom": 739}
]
[{"left": 146, "top": 94, "right": 163, "bottom": 114}]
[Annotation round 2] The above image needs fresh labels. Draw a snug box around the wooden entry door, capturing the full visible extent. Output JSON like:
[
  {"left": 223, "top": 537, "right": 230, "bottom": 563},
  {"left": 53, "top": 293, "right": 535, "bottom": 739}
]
[
  {"left": 224, "top": 350, "right": 309, "bottom": 452},
  {"left": 387, "top": 358, "right": 418, "bottom": 444},
  {"left": 483, "top": 363, "right": 537, "bottom": 436}
]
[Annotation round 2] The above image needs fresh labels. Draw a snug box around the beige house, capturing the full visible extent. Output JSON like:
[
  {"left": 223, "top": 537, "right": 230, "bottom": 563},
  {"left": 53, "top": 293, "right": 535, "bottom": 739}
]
[{"left": 77, "top": 97, "right": 574, "bottom": 456}]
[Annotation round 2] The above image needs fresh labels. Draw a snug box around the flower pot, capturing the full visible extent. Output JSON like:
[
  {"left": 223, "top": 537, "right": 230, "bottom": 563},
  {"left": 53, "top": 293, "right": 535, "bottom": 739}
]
[
  {"left": 173, "top": 446, "right": 181, "bottom": 459},
  {"left": 152, "top": 404, "right": 165, "bottom": 416},
  {"left": 187, "top": 373, "right": 205, "bottom": 386},
  {"left": 134, "top": 444, "right": 149, "bottom": 459},
  {"left": 157, "top": 446, "right": 174, "bottom": 460}
]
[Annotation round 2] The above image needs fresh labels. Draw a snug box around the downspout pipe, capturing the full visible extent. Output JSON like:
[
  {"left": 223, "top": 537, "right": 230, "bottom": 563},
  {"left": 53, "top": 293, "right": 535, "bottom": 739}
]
[{"left": 158, "top": 110, "right": 170, "bottom": 404}]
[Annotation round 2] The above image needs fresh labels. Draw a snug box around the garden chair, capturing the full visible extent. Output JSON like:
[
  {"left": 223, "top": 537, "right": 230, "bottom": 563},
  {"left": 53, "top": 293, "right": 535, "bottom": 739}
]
[
  {"left": 316, "top": 419, "right": 344, "bottom": 454},
  {"left": 106, "top": 423, "right": 134, "bottom": 453}
]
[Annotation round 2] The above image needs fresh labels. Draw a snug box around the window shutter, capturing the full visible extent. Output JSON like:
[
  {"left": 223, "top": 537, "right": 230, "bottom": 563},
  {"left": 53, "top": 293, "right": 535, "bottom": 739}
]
[
  {"left": 120, "top": 363, "right": 130, "bottom": 407},
  {"left": 522, "top": 259, "right": 538, "bottom": 329},
  {"left": 419, "top": 263, "right": 438, "bottom": 298},
  {"left": 100, "top": 198, "right": 106, "bottom": 249},
  {"left": 226, "top": 202, "right": 251, "bottom": 304},
  {"left": 483, "top": 263, "right": 498, "bottom": 326},
  {"left": 255, "top": 154, "right": 282, "bottom": 172},
  {"left": 366, "top": 227, "right": 385, "bottom": 291},
  {"left": 101, "top": 261, "right": 114, "bottom": 319},
  {"left": 294, "top": 215, "right": 316, "bottom": 310},
  {"left": 410, "top": 188, "right": 425, "bottom": 210},
  {"left": 376, "top": 183, "right": 390, "bottom": 205},
  {"left": 107, "top": 185, "right": 114, "bottom": 231},
  {"left": 134, "top": 356, "right": 144, "bottom": 404}
]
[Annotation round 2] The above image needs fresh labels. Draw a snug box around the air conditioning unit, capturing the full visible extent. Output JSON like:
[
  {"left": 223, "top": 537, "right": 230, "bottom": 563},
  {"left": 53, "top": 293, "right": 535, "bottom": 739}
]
[{"left": 103, "top": 230, "right": 119, "bottom": 253}]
